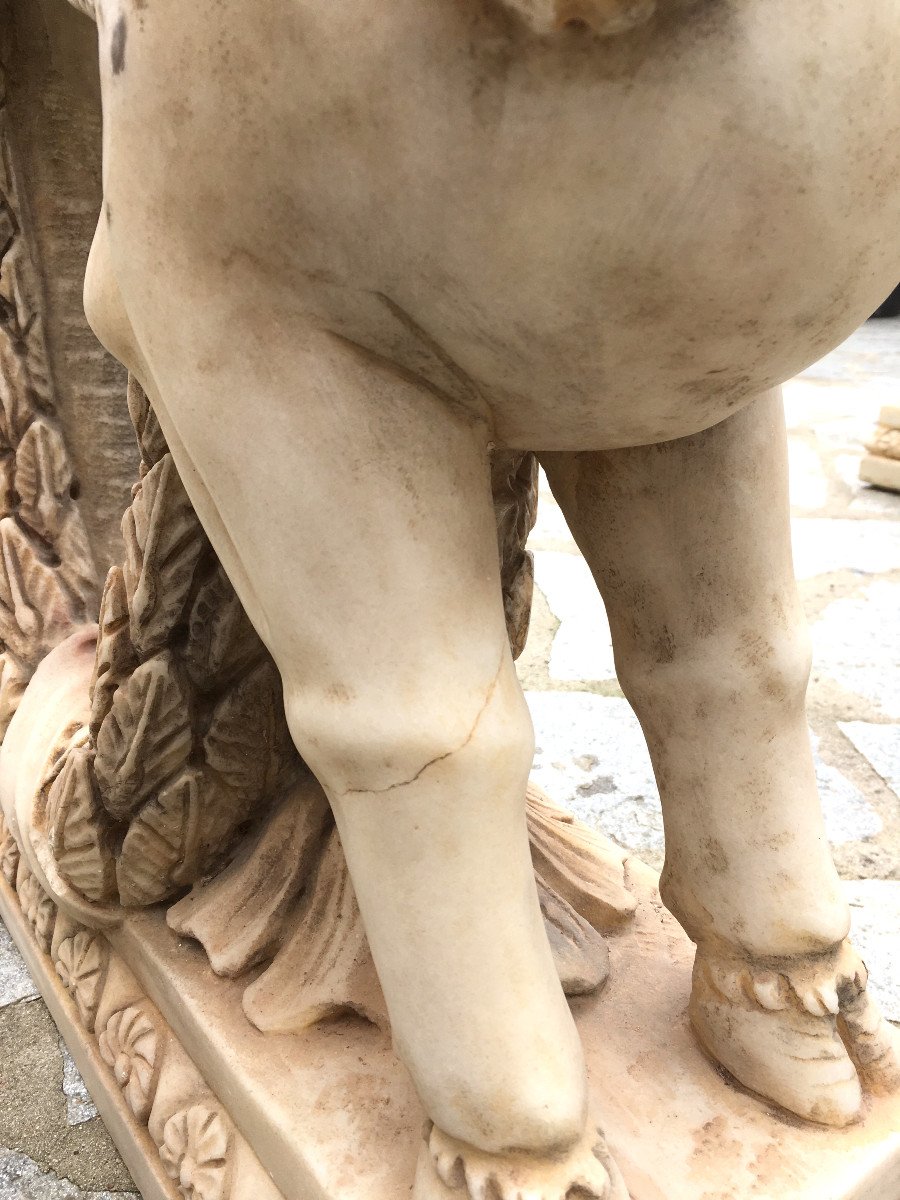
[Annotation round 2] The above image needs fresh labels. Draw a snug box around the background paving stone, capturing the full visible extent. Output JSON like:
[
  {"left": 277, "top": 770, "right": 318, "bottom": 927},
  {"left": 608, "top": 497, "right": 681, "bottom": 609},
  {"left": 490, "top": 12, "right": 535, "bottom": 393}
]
[
  {"left": 526, "top": 692, "right": 878, "bottom": 867},
  {"left": 845, "top": 880, "right": 900, "bottom": 1022},
  {"left": 0, "top": 921, "right": 38, "bottom": 1009},
  {"left": 0, "top": 1149, "right": 137, "bottom": 1200},
  {"left": 790, "top": 520, "right": 900, "bottom": 580},
  {"left": 839, "top": 722, "right": 900, "bottom": 797},
  {"left": 528, "top": 691, "right": 664, "bottom": 858},
  {"left": 59, "top": 1039, "right": 99, "bottom": 1127},
  {"left": 533, "top": 553, "right": 616, "bottom": 684},
  {"left": 0, "top": 993, "right": 135, "bottom": 1193},
  {"left": 811, "top": 583, "right": 900, "bottom": 719}
]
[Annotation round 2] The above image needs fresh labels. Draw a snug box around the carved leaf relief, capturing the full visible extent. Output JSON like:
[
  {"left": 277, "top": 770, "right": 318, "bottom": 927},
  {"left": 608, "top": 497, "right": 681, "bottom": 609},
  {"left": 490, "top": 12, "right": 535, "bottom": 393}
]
[
  {"left": 47, "top": 744, "right": 117, "bottom": 903},
  {"left": 122, "top": 455, "right": 207, "bottom": 657},
  {"left": 94, "top": 652, "right": 192, "bottom": 821},
  {"left": 14, "top": 418, "right": 74, "bottom": 536},
  {"left": 127, "top": 376, "right": 168, "bottom": 472},
  {"left": 0, "top": 517, "right": 76, "bottom": 663},
  {"left": 159, "top": 1105, "right": 231, "bottom": 1200},
  {"left": 116, "top": 769, "right": 201, "bottom": 907},
  {"left": 167, "top": 779, "right": 332, "bottom": 978},
  {"left": 537, "top": 876, "right": 610, "bottom": 997},
  {"left": 0, "top": 451, "right": 15, "bottom": 516},
  {"left": 526, "top": 784, "right": 636, "bottom": 932},
  {"left": 185, "top": 564, "right": 261, "bottom": 693},
  {"left": 55, "top": 930, "right": 108, "bottom": 1030},
  {"left": 54, "top": 509, "right": 100, "bottom": 615},
  {"left": 491, "top": 450, "right": 539, "bottom": 659},
  {"left": 90, "top": 567, "right": 136, "bottom": 741},
  {"left": 0, "top": 370, "right": 32, "bottom": 451},
  {"left": 0, "top": 813, "right": 19, "bottom": 886},
  {"left": 99, "top": 1004, "right": 160, "bottom": 1123},
  {"left": 0, "top": 649, "right": 29, "bottom": 739},
  {"left": 203, "top": 660, "right": 280, "bottom": 802},
  {"left": 243, "top": 827, "right": 388, "bottom": 1033}
]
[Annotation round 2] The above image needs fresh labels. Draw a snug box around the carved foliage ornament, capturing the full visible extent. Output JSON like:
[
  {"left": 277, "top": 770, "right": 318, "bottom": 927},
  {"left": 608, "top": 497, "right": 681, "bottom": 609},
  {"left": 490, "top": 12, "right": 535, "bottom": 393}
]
[
  {"left": 0, "top": 42, "right": 98, "bottom": 734},
  {"left": 0, "top": 812, "right": 245, "bottom": 1196}
]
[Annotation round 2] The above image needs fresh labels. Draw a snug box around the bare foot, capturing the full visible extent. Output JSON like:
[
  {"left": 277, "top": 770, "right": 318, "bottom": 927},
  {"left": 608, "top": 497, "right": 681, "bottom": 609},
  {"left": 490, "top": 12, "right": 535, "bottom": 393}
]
[{"left": 691, "top": 940, "right": 900, "bottom": 1126}]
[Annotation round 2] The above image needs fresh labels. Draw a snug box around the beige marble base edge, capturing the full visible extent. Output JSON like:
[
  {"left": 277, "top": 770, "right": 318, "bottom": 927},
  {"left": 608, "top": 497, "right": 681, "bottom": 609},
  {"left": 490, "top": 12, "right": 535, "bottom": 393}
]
[
  {"left": 5, "top": 845, "right": 900, "bottom": 1200},
  {"left": 0, "top": 869, "right": 285, "bottom": 1200}
]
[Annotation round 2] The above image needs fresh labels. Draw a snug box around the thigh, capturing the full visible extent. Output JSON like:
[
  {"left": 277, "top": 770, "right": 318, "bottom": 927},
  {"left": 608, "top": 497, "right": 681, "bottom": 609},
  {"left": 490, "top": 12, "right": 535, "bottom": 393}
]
[{"left": 127, "top": 313, "right": 507, "bottom": 788}]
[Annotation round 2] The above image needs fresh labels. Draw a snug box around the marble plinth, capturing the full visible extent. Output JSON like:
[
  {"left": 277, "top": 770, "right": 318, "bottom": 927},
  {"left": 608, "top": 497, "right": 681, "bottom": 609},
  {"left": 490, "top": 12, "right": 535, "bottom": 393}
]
[{"left": 1, "top": 850, "right": 898, "bottom": 1200}]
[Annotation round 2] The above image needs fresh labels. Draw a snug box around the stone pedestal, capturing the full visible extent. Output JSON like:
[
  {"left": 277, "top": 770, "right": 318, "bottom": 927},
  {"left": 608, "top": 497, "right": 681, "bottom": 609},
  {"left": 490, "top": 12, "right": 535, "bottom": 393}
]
[{"left": 2, "top": 848, "right": 898, "bottom": 1200}]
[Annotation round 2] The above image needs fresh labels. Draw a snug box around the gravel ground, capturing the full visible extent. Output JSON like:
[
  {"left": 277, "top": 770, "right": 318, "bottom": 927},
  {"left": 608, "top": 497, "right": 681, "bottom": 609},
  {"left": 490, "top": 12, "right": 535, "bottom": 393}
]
[{"left": 2, "top": 319, "right": 899, "bottom": 1198}]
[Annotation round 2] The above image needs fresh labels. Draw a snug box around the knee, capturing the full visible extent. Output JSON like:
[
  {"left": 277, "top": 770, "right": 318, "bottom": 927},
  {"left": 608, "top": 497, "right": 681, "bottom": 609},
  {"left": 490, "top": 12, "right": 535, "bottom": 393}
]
[
  {"left": 283, "top": 660, "right": 534, "bottom": 798},
  {"left": 616, "top": 622, "right": 813, "bottom": 718}
]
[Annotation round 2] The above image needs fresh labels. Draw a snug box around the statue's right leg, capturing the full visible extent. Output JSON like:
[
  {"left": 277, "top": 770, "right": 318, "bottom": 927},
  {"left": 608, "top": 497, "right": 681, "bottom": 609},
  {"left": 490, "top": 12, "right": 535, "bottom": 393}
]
[{"left": 85, "top": 262, "right": 620, "bottom": 1194}]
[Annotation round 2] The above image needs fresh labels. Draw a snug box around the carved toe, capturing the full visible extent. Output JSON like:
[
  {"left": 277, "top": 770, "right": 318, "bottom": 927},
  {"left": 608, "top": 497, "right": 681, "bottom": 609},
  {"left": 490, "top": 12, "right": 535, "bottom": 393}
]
[
  {"left": 690, "top": 941, "right": 899, "bottom": 1127},
  {"left": 414, "top": 1121, "right": 629, "bottom": 1200}
]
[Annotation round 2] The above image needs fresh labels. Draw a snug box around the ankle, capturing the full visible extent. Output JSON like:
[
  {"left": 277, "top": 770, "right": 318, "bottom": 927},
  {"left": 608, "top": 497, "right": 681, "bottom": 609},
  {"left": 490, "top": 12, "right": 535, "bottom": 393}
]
[{"left": 660, "top": 867, "right": 850, "bottom": 959}]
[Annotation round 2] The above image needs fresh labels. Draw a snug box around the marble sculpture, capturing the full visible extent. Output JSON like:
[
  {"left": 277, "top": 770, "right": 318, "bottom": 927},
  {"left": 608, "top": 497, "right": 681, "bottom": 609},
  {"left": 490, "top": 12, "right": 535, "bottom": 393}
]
[{"left": 0, "top": 1, "right": 899, "bottom": 1198}]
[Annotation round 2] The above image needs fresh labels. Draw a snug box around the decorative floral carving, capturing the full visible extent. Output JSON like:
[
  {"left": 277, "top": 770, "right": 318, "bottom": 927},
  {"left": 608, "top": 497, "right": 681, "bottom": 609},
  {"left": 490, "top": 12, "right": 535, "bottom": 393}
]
[
  {"left": 159, "top": 1105, "right": 231, "bottom": 1200},
  {"left": 99, "top": 1005, "right": 160, "bottom": 1122},
  {"left": 55, "top": 930, "right": 108, "bottom": 1029},
  {"left": 17, "top": 869, "right": 56, "bottom": 953}
]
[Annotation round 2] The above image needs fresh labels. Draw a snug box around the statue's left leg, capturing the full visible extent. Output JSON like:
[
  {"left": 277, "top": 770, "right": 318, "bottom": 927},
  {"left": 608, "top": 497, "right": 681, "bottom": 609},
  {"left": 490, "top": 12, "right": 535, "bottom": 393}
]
[{"left": 541, "top": 389, "right": 899, "bottom": 1126}]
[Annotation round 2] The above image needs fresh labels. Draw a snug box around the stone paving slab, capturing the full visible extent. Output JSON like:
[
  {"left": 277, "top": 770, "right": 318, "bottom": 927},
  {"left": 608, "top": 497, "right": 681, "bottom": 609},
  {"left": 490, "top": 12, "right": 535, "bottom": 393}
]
[
  {"left": 0, "top": 977, "right": 137, "bottom": 1198},
  {"left": 0, "top": 1150, "right": 137, "bottom": 1200},
  {"left": 812, "top": 582, "right": 900, "bottom": 719},
  {"left": 0, "top": 920, "right": 38, "bottom": 1009},
  {"left": 841, "top": 723, "right": 900, "bottom": 798},
  {"left": 846, "top": 881, "right": 900, "bottom": 1023}
]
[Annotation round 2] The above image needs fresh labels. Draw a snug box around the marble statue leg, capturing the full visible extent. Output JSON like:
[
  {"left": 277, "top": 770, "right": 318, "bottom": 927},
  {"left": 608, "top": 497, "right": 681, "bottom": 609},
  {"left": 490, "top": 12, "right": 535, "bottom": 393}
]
[
  {"left": 541, "top": 389, "right": 900, "bottom": 1128},
  {"left": 85, "top": 286, "right": 620, "bottom": 1194}
]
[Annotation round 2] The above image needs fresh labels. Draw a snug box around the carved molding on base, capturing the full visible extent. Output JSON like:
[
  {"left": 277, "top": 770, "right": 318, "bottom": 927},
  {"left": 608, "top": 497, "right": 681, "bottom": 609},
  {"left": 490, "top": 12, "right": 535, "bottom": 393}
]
[
  {"left": 5, "top": 802, "right": 900, "bottom": 1200},
  {"left": 0, "top": 811, "right": 283, "bottom": 1200}
]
